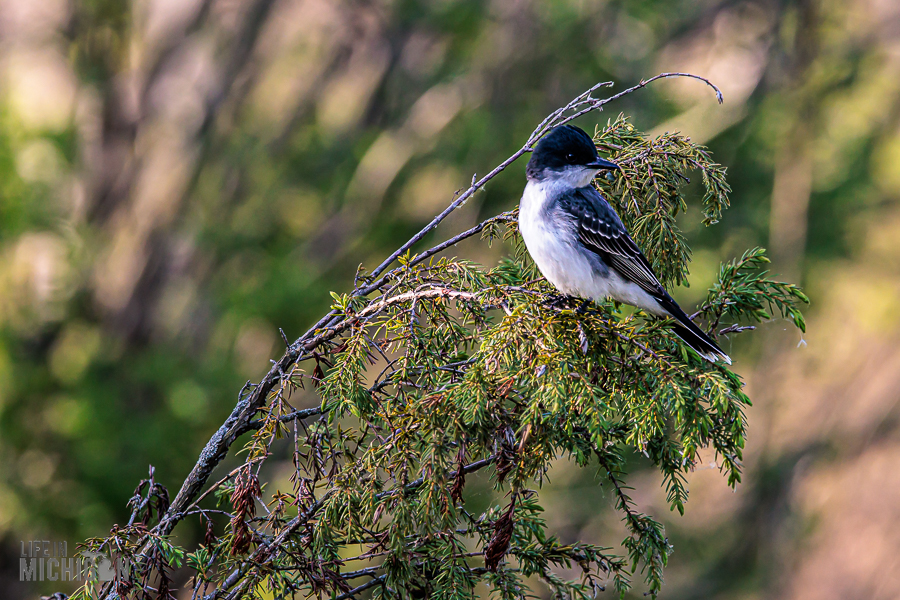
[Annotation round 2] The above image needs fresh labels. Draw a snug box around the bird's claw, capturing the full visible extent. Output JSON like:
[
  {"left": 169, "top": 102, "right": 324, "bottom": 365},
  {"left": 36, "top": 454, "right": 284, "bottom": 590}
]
[
  {"left": 542, "top": 294, "right": 592, "bottom": 314},
  {"left": 573, "top": 299, "right": 593, "bottom": 316},
  {"left": 542, "top": 294, "right": 573, "bottom": 310}
]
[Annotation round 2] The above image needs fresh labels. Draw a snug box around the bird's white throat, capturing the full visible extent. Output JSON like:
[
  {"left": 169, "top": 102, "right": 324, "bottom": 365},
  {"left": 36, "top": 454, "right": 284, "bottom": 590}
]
[{"left": 542, "top": 165, "right": 599, "bottom": 189}]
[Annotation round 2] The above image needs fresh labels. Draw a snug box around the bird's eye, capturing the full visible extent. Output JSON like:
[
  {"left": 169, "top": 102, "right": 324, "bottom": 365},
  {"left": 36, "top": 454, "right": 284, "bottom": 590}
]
[{"left": 565, "top": 153, "right": 575, "bottom": 162}]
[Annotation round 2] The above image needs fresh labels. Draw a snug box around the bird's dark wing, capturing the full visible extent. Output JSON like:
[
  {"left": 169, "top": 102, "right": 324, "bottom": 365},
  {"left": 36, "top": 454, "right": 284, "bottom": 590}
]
[
  {"left": 555, "top": 186, "right": 732, "bottom": 364},
  {"left": 557, "top": 186, "right": 666, "bottom": 300}
]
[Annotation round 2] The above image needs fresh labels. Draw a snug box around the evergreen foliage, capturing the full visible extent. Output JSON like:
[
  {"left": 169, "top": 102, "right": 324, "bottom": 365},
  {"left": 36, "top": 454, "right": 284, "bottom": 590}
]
[{"left": 73, "top": 78, "right": 807, "bottom": 600}]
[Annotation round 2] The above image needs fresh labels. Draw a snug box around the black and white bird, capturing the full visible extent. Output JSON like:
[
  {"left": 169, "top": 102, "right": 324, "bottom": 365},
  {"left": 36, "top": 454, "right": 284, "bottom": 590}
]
[{"left": 518, "top": 124, "right": 731, "bottom": 364}]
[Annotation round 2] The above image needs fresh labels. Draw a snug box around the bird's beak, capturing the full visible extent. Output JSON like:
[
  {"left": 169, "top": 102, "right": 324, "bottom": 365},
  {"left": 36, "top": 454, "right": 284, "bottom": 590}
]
[{"left": 585, "top": 157, "right": 620, "bottom": 170}]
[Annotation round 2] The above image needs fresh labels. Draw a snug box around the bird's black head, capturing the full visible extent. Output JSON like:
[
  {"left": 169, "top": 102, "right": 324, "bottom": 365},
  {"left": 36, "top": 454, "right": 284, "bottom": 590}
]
[{"left": 526, "top": 125, "right": 619, "bottom": 183}]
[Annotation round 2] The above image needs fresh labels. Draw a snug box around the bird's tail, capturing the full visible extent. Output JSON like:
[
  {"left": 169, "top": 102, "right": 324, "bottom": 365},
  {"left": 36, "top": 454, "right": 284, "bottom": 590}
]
[{"left": 663, "top": 302, "right": 732, "bottom": 365}]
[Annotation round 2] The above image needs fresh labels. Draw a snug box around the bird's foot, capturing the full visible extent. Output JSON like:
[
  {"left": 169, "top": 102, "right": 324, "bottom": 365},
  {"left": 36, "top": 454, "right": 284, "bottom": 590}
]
[
  {"left": 573, "top": 298, "right": 594, "bottom": 316},
  {"left": 542, "top": 294, "right": 592, "bottom": 314},
  {"left": 542, "top": 294, "right": 574, "bottom": 310}
]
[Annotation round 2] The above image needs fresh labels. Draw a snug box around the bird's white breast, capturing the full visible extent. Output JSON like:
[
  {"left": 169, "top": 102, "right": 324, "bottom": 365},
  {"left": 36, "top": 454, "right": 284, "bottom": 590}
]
[
  {"left": 519, "top": 179, "right": 602, "bottom": 298},
  {"left": 518, "top": 179, "right": 664, "bottom": 313}
]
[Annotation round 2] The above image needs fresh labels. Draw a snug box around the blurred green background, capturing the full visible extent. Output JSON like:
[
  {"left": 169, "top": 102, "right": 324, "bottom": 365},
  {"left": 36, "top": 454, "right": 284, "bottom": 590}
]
[{"left": 2, "top": 0, "right": 900, "bottom": 598}]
